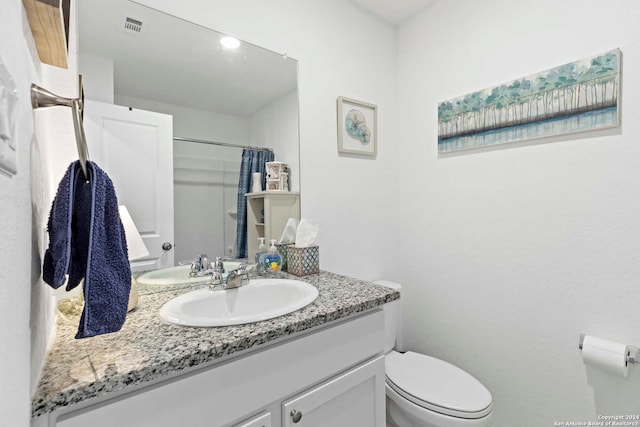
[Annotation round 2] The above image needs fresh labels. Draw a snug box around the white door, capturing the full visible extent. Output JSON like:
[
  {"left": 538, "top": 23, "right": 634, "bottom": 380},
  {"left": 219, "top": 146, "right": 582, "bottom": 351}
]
[{"left": 83, "top": 100, "right": 174, "bottom": 270}]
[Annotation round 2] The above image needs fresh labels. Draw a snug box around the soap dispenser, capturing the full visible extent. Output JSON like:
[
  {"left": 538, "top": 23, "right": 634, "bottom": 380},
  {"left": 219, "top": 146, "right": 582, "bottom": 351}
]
[
  {"left": 255, "top": 237, "right": 268, "bottom": 276},
  {"left": 264, "top": 239, "right": 282, "bottom": 278}
]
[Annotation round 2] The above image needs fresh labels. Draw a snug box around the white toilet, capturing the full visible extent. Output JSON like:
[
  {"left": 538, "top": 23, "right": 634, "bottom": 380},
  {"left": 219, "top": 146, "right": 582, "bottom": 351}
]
[{"left": 374, "top": 280, "right": 493, "bottom": 427}]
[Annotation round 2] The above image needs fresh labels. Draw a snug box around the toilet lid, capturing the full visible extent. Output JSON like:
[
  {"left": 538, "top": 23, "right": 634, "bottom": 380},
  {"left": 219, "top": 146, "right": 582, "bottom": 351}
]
[{"left": 386, "top": 351, "right": 492, "bottom": 419}]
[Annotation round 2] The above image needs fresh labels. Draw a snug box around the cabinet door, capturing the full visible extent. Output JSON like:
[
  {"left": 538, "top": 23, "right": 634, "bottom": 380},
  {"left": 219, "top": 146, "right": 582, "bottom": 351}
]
[
  {"left": 233, "top": 412, "right": 271, "bottom": 427},
  {"left": 282, "top": 356, "right": 385, "bottom": 427}
]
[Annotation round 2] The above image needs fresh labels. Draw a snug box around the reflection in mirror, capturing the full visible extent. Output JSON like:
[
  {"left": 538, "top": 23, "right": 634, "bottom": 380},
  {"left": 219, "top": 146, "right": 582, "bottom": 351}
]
[{"left": 78, "top": 0, "right": 299, "bottom": 270}]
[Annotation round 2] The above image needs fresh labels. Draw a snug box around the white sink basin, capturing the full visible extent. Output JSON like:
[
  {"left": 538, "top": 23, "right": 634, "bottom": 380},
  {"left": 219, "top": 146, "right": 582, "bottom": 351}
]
[
  {"left": 137, "top": 263, "right": 241, "bottom": 286},
  {"left": 159, "top": 279, "right": 319, "bottom": 327}
]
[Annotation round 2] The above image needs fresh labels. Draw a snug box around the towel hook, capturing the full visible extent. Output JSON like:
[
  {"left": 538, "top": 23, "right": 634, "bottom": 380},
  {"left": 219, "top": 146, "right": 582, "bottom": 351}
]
[{"left": 31, "top": 75, "right": 89, "bottom": 180}]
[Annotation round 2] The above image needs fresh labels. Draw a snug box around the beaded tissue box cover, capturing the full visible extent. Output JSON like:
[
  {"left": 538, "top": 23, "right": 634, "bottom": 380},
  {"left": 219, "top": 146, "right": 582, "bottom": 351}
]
[{"left": 286, "top": 245, "right": 319, "bottom": 276}]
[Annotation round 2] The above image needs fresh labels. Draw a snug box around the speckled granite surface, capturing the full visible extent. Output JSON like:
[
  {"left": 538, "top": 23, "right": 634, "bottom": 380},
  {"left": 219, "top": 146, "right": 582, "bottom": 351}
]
[{"left": 32, "top": 271, "right": 398, "bottom": 418}]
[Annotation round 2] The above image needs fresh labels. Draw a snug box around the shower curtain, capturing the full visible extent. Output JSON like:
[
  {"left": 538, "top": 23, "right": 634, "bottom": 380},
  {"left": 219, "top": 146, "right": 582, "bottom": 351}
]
[{"left": 235, "top": 148, "right": 274, "bottom": 259}]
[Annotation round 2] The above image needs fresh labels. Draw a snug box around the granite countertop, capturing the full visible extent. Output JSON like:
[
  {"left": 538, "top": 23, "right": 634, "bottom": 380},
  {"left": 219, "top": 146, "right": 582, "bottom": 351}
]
[{"left": 32, "top": 271, "right": 399, "bottom": 418}]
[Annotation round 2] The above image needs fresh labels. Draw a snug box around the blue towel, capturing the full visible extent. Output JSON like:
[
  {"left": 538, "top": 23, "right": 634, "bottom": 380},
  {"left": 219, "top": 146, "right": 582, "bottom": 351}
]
[{"left": 43, "top": 161, "right": 131, "bottom": 339}]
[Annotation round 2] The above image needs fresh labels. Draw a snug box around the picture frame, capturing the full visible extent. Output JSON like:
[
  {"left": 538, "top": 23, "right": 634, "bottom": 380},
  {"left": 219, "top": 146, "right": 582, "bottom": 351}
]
[{"left": 337, "top": 96, "right": 377, "bottom": 156}]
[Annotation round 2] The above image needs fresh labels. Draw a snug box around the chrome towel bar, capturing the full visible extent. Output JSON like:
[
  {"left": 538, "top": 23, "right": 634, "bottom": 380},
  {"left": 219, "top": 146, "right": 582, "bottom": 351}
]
[{"left": 31, "top": 75, "right": 89, "bottom": 180}]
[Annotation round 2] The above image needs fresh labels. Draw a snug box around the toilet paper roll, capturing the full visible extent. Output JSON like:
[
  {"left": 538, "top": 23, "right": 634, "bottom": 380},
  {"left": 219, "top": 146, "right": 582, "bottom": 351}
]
[{"left": 581, "top": 335, "right": 629, "bottom": 377}]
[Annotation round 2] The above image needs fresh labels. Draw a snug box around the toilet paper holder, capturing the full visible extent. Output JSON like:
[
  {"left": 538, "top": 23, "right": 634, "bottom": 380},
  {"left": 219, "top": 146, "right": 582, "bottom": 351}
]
[{"left": 579, "top": 334, "right": 639, "bottom": 364}]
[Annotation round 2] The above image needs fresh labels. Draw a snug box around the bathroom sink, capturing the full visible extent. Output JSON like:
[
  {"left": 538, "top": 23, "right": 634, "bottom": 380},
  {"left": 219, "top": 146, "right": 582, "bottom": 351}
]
[
  {"left": 159, "top": 279, "right": 319, "bottom": 327},
  {"left": 137, "top": 262, "right": 241, "bottom": 286}
]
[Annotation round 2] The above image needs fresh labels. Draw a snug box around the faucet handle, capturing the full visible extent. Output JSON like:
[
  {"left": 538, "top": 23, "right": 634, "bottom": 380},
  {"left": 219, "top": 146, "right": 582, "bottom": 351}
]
[
  {"left": 209, "top": 271, "right": 226, "bottom": 291},
  {"left": 178, "top": 259, "right": 200, "bottom": 277},
  {"left": 211, "top": 256, "right": 226, "bottom": 273},
  {"left": 235, "top": 263, "right": 250, "bottom": 285},
  {"left": 228, "top": 263, "right": 248, "bottom": 275},
  {"left": 197, "top": 254, "right": 209, "bottom": 270},
  {"left": 243, "top": 263, "right": 259, "bottom": 278}
]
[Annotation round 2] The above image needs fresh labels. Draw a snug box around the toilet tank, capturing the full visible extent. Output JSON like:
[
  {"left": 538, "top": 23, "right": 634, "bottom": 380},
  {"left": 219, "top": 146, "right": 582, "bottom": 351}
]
[{"left": 373, "top": 280, "right": 402, "bottom": 353}]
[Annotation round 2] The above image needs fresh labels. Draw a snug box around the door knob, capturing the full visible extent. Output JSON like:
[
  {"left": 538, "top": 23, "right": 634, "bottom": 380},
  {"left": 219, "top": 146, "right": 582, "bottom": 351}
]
[
  {"left": 162, "top": 242, "right": 173, "bottom": 251},
  {"left": 290, "top": 409, "right": 302, "bottom": 423}
]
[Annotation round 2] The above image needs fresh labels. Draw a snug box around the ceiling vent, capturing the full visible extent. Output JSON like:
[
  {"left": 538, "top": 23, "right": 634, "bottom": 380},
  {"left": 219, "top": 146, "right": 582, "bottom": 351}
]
[{"left": 124, "top": 17, "right": 143, "bottom": 36}]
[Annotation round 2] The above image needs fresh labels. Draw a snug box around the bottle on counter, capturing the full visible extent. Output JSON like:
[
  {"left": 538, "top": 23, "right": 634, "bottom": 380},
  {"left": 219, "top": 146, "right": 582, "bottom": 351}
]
[
  {"left": 264, "top": 239, "right": 282, "bottom": 278},
  {"left": 255, "top": 237, "right": 268, "bottom": 276}
]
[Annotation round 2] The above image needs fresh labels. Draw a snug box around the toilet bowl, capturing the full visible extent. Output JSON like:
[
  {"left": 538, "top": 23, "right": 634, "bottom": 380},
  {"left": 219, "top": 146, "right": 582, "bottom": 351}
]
[{"left": 374, "top": 280, "right": 493, "bottom": 427}]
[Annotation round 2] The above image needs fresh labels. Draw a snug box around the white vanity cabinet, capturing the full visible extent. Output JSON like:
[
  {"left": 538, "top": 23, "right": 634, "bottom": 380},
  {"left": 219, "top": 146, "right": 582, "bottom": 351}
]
[{"left": 49, "top": 310, "right": 385, "bottom": 427}]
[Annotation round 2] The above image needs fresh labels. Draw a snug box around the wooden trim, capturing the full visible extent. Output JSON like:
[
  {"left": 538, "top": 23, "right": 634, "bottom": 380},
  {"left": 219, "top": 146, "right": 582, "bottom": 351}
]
[{"left": 23, "top": 0, "right": 69, "bottom": 68}]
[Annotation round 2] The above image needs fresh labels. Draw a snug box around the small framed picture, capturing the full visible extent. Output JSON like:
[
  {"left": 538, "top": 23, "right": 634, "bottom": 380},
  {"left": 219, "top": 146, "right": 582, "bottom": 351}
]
[{"left": 337, "top": 96, "right": 377, "bottom": 156}]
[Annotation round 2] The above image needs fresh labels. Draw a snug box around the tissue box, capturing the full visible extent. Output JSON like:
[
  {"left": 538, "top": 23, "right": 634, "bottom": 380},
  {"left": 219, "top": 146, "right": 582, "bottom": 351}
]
[
  {"left": 275, "top": 243, "right": 292, "bottom": 271},
  {"left": 286, "top": 245, "right": 319, "bottom": 276}
]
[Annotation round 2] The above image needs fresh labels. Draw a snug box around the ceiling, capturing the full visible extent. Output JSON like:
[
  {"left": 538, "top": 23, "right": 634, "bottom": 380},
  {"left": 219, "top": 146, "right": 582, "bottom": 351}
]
[
  {"left": 350, "top": 0, "right": 438, "bottom": 25},
  {"left": 78, "top": 0, "right": 297, "bottom": 117}
]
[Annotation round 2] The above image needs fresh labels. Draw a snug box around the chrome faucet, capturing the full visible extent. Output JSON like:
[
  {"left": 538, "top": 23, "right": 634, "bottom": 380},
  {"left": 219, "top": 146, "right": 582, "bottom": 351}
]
[
  {"left": 189, "top": 254, "right": 210, "bottom": 277},
  {"left": 209, "top": 261, "right": 251, "bottom": 291}
]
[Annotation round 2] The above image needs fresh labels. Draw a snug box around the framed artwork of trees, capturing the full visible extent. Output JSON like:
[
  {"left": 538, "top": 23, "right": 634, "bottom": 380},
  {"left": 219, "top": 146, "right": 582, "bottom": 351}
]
[{"left": 438, "top": 48, "right": 621, "bottom": 154}]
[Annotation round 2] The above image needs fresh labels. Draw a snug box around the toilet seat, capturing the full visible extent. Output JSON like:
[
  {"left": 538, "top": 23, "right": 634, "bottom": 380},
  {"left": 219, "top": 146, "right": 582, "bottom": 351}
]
[{"left": 385, "top": 351, "right": 492, "bottom": 419}]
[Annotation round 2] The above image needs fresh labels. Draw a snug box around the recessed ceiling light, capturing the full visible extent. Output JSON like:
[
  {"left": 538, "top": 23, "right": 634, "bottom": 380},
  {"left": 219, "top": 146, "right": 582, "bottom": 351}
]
[{"left": 220, "top": 36, "right": 240, "bottom": 49}]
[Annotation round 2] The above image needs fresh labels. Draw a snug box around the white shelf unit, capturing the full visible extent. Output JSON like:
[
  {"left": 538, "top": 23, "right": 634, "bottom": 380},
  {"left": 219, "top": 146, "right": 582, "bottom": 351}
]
[{"left": 246, "top": 192, "right": 300, "bottom": 260}]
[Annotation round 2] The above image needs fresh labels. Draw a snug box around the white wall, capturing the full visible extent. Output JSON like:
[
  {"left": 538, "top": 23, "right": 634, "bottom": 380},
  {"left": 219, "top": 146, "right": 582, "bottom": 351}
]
[
  {"left": 0, "top": 1, "right": 80, "bottom": 425},
  {"left": 134, "top": 0, "right": 398, "bottom": 281},
  {"left": 250, "top": 90, "right": 300, "bottom": 192},
  {"left": 79, "top": 53, "right": 114, "bottom": 104},
  {"left": 114, "top": 94, "right": 250, "bottom": 147},
  {"left": 396, "top": 0, "right": 640, "bottom": 425},
  {"left": 0, "top": 4, "right": 39, "bottom": 425},
  {"left": 172, "top": 154, "right": 240, "bottom": 261}
]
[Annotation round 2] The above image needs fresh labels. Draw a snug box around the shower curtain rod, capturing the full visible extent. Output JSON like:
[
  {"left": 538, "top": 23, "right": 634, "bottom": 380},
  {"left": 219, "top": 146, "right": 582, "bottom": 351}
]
[{"left": 173, "top": 136, "right": 273, "bottom": 152}]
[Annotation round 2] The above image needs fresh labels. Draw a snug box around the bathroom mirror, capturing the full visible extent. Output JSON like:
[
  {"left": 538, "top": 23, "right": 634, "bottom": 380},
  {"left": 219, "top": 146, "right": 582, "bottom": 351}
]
[{"left": 78, "top": 0, "right": 299, "bottom": 269}]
